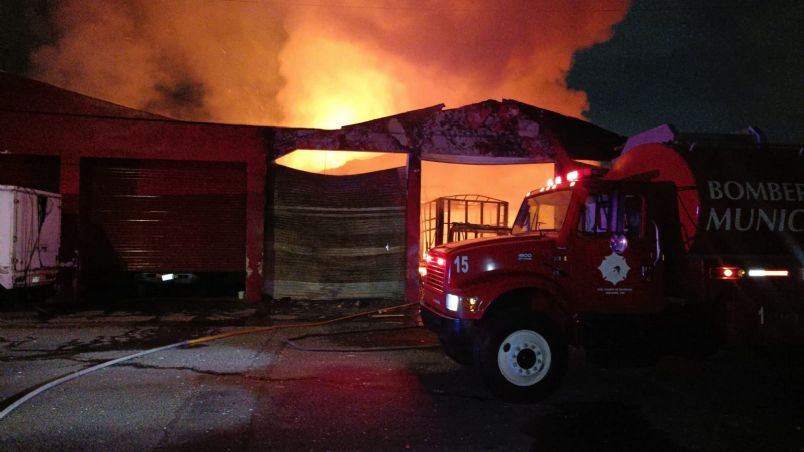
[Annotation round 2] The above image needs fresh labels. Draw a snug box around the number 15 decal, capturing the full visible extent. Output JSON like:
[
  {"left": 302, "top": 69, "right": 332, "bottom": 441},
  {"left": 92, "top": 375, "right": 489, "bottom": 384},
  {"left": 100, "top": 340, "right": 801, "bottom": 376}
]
[{"left": 454, "top": 256, "right": 469, "bottom": 273}]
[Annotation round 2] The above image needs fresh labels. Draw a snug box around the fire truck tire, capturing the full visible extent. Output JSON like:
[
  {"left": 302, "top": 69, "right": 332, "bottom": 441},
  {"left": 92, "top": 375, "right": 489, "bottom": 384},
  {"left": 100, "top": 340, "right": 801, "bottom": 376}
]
[{"left": 474, "top": 315, "right": 567, "bottom": 402}]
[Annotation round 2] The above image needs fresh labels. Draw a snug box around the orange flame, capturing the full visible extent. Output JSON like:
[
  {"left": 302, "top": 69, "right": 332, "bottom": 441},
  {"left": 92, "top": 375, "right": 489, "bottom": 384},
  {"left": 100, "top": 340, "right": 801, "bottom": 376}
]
[
  {"left": 276, "top": 150, "right": 406, "bottom": 175},
  {"left": 278, "top": 28, "right": 406, "bottom": 129},
  {"left": 31, "top": 0, "right": 629, "bottom": 174}
]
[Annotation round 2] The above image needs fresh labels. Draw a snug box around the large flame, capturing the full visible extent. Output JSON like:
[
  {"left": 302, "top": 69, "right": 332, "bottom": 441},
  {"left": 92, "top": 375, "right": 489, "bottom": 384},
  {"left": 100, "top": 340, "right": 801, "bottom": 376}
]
[
  {"left": 30, "top": 0, "right": 629, "bottom": 172},
  {"left": 277, "top": 20, "right": 407, "bottom": 129},
  {"left": 276, "top": 150, "right": 406, "bottom": 175}
]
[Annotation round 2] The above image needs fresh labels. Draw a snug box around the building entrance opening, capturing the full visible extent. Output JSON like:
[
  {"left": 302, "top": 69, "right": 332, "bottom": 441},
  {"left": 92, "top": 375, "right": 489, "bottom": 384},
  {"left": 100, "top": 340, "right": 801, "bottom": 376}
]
[{"left": 420, "top": 161, "right": 554, "bottom": 256}]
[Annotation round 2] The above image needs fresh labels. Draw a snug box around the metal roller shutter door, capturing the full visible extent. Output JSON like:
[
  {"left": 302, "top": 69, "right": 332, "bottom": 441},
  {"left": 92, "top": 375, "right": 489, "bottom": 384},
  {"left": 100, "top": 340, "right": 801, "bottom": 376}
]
[{"left": 83, "top": 159, "right": 246, "bottom": 275}]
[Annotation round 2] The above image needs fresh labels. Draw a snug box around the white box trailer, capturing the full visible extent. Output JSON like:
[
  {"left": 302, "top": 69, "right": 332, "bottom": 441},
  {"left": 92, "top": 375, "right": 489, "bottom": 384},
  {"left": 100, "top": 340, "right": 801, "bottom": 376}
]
[{"left": 0, "top": 186, "right": 61, "bottom": 290}]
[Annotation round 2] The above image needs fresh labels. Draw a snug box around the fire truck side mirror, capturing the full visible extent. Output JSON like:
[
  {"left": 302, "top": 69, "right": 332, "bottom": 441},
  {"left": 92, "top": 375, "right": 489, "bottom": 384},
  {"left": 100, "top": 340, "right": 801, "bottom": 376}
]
[{"left": 652, "top": 220, "right": 662, "bottom": 266}]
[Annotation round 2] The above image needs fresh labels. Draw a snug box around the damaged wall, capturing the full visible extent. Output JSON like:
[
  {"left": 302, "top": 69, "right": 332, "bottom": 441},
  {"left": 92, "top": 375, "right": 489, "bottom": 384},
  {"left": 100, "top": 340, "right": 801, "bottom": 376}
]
[
  {"left": 269, "top": 99, "right": 623, "bottom": 303},
  {"left": 265, "top": 165, "right": 407, "bottom": 300}
]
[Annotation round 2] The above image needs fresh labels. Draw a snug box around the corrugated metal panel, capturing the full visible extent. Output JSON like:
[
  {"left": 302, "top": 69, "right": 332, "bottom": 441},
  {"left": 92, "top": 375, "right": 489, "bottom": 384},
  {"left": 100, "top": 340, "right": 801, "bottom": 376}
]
[
  {"left": 84, "top": 159, "right": 246, "bottom": 273},
  {"left": 0, "top": 155, "right": 60, "bottom": 192},
  {"left": 268, "top": 165, "right": 406, "bottom": 300}
]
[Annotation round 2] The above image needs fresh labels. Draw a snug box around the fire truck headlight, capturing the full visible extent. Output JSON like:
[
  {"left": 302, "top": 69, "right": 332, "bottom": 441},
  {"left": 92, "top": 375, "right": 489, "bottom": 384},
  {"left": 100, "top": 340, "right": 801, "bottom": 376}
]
[
  {"left": 446, "top": 294, "right": 480, "bottom": 313},
  {"left": 446, "top": 294, "right": 460, "bottom": 311}
]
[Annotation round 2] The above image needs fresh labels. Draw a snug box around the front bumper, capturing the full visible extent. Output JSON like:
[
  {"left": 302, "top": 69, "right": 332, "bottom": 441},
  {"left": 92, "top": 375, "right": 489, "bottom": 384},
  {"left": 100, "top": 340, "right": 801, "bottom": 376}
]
[{"left": 420, "top": 303, "right": 478, "bottom": 346}]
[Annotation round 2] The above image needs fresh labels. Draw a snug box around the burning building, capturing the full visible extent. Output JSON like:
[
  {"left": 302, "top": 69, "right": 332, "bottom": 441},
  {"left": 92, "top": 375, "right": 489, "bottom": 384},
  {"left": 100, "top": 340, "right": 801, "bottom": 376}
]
[{"left": 0, "top": 71, "right": 622, "bottom": 304}]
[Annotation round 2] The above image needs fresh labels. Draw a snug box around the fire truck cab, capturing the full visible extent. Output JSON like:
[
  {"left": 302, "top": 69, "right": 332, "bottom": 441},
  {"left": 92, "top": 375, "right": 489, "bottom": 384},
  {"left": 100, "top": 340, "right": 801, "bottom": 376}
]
[{"left": 419, "top": 126, "right": 804, "bottom": 402}]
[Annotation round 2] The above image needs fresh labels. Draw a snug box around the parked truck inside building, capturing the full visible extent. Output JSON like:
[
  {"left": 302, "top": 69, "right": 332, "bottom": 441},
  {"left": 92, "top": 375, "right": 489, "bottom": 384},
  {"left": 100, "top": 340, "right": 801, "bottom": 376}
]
[{"left": 419, "top": 125, "right": 804, "bottom": 401}]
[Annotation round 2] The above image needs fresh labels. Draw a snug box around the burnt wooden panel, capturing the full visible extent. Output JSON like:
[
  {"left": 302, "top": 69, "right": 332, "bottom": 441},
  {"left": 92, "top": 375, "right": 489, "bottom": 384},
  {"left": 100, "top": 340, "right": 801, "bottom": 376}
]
[
  {"left": 83, "top": 159, "right": 246, "bottom": 278},
  {"left": 0, "top": 155, "right": 60, "bottom": 192},
  {"left": 267, "top": 165, "right": 406, "bottom": 300}
]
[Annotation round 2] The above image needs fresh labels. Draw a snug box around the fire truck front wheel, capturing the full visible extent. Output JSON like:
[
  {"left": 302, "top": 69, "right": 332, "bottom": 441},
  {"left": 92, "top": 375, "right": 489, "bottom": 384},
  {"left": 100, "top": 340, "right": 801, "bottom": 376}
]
[{"left": 474, "top": 315, "right": 567, "bottom": 402}]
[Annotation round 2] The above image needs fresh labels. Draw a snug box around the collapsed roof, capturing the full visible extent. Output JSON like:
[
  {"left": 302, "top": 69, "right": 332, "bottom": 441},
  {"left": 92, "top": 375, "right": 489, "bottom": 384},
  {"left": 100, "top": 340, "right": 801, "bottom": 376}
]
[
  {"left": 1, "top": 72, "right": 624, "bottom": 167},
  {"left": 273, "top": 99, "right": 624, "bottom": 168}
]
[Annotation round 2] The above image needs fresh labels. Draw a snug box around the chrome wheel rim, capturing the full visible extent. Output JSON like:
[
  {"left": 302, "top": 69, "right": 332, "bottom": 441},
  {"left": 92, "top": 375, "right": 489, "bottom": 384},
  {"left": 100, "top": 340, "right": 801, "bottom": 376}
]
[{"left": 497, "top": 329, "right": 551, "bottom": 386}]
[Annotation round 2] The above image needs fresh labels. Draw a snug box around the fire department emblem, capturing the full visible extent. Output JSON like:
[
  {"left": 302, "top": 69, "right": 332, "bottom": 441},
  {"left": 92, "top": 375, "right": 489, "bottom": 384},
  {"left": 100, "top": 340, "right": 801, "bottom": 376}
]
[{"left": 598, "top": 252, "right": 630, "bottom": 285}]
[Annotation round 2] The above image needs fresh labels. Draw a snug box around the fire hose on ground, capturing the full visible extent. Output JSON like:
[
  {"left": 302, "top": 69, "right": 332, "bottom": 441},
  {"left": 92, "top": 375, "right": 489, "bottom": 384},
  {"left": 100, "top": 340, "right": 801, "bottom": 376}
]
[{"left": 0, "top": 301, "right": 422, "bottom": 422}]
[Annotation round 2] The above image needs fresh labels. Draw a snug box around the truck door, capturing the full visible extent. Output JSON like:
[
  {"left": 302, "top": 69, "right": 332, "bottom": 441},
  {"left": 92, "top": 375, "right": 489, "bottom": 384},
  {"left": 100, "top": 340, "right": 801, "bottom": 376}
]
[{"left": 567, "top": 186, "right": 664, "bottom": 314}]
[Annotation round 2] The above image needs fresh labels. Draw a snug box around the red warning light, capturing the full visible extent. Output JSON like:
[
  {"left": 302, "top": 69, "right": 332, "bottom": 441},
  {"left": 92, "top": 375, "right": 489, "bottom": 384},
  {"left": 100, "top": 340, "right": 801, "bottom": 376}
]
[{"left": 710, "top": 266, "right": 744, "bottom": 280}]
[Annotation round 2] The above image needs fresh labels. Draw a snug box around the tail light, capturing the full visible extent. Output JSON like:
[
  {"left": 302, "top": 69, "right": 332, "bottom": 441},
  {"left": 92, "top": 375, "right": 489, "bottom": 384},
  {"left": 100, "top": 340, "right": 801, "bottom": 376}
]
[{"left": 709, "top": 266, "right": 744, "bottom": 280}]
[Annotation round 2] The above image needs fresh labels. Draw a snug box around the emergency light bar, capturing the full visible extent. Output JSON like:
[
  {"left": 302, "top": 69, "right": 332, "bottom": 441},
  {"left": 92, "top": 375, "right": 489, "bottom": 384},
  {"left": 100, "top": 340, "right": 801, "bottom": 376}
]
[{"left": 540, "top": 168, "right": 594, "bottom": 192}]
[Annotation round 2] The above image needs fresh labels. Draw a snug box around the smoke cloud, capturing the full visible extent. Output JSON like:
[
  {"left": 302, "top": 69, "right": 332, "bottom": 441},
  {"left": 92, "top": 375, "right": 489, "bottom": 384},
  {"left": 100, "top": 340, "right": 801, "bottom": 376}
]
[
  {"left": 33, "top": 0, "right": 287, "bottom": 124},
  {"left": 32, "top": 0, "right": 629, "bottom": 128}
]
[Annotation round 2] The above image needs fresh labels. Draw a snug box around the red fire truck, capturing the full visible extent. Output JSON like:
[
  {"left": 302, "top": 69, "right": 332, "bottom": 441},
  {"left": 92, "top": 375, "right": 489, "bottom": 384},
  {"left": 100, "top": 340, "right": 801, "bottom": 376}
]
[{"left": 419, "top": 125, "right": 804, "bottom": 401}]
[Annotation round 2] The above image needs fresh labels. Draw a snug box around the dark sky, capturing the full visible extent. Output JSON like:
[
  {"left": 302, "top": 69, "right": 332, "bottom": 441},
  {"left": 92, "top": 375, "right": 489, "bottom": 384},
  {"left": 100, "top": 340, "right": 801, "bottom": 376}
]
[
  {"left": 2, "top": 0, "right": 802, "bottom": 144},
  {"left": 0, "top": 1, "right": 50, "bottom": 75},
  {"left": 567, "top": 0, "right": 803, "bottom": 144}
]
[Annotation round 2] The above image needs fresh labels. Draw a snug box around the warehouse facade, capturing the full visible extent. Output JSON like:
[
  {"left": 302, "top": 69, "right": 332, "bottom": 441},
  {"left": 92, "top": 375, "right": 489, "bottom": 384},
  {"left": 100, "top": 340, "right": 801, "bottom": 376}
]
[
  {"left": 0, "top": 72, "right": 622, "bottom": 304},
  {"left": 0, "top": 72, "right": 266, "bottom": 302}
]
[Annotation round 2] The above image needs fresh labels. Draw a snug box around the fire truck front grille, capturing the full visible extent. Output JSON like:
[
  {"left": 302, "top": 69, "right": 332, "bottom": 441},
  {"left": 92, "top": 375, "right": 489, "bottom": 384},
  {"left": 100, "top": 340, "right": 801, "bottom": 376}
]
[{"left": 426, "top": 262, "right": 446, "bottom": 294}]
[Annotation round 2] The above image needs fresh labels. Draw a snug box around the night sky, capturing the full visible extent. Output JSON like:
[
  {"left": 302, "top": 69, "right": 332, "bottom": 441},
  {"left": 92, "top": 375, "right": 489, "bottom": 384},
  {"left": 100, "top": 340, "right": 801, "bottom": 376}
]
[
  {"left": 568, "top": 0, "right": 803, "bottom": 144},
  {"left": 0, "top": 1, "right": 48, "bottom": 75},
  {"left": 2, "top": 0, "right": 802, "bottom": 144}
]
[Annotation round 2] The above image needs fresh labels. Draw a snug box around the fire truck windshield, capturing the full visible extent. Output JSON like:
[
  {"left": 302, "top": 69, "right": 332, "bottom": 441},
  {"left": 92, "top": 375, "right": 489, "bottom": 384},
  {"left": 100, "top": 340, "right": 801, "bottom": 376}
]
[{"left": 512, "top": 190, "right": 572, "bottom": 235}]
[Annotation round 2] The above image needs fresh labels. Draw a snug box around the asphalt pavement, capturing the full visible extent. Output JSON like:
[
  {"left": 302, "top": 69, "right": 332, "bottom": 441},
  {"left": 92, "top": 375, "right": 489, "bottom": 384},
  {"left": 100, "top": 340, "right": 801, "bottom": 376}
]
[{"left": 1, "top": 297, "right": 803, "bottom": 451}]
